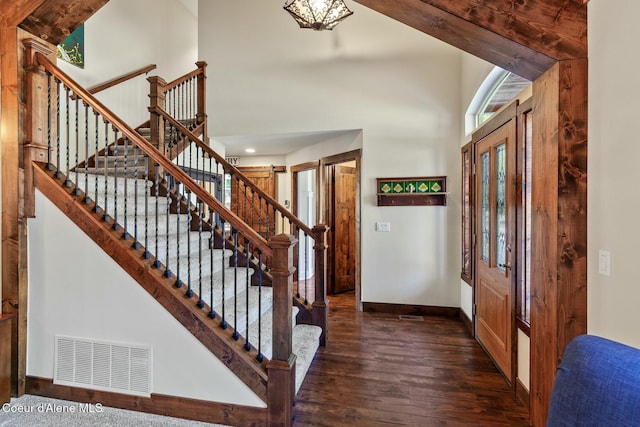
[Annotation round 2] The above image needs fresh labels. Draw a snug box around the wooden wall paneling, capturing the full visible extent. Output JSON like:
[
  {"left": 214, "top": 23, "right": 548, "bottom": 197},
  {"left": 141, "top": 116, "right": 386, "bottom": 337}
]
[
  {"left": 0, "top": 25, "right": 55, "bottom": 398},
  {"left": 530, "top": 59, "right": 587, "bottom": 427},
  {"left": 0, "top": 314, "right": 15, "bottom": 404},
  {"left": 1, "top": 25, "right": 22, "bottom": 397}
]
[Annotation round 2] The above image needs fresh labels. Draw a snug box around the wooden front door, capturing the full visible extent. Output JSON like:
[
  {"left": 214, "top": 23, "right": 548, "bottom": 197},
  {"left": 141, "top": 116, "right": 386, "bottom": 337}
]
[
  {"left": 331, "top": 164, "right": 356, "bottom": 294},
  {"left": 475, "top": 119, "right": 516, "bottom": 381}
]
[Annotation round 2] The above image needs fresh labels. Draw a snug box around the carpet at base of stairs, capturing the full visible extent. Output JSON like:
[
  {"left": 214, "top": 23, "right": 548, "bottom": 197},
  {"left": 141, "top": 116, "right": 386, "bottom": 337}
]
[{"left": 292, "top": 322, "right": 322, "bottom": 393}]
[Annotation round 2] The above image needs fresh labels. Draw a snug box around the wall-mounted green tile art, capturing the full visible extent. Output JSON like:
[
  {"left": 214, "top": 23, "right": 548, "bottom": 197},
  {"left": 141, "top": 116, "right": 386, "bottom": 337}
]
[
  {"left": 57, "top": 24, "right": 84, "bottom": 68},
  {"left": 376, "top": 176, "right": 447, "bottom": 206}
]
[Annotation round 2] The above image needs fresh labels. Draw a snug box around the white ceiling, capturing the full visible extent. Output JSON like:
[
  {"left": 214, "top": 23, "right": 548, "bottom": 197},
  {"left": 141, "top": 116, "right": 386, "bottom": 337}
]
[{"left": 200, "top": 0, "right": 481, "bottom": 156}]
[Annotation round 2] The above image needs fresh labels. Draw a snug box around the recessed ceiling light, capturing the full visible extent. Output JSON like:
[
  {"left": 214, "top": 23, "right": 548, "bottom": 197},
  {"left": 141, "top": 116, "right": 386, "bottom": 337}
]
[{"left": 245, "top": 148, "right": 256, "bottom": 153}]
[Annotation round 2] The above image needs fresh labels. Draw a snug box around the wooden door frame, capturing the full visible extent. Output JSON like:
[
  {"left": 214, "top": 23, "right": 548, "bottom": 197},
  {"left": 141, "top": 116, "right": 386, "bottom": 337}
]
[
  {"left": 290, "top": 161, "right": 320, "bottom": 296},
  {"left": 319, "top": 150, "right": 361, "bottom": 309},
  {"left": 291, "top": 161, "right": 320, "bottom": 221}
]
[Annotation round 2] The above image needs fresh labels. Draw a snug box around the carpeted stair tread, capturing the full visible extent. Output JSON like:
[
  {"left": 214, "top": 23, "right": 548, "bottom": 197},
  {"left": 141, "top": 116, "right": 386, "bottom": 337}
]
[{"left": 293, "top": 324, "right": 322, "bottom": 393}]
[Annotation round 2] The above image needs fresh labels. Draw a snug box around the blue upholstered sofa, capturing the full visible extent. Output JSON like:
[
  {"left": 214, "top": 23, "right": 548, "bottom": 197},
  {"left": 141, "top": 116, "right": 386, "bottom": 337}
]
[{"left": 547, "top": 335, "right": 640, "bottom": 426}]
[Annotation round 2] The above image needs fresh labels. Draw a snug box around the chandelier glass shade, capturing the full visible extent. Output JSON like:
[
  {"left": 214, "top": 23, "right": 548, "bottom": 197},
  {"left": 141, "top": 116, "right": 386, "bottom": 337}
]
[{"left": 284, "top": 0, "right": 354, "bottom": 31}]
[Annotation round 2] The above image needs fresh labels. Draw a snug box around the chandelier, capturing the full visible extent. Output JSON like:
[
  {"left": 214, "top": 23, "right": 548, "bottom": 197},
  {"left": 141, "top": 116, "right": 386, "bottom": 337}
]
[{"left": 284, "top": 0, "right": 354, "bottom": 31}]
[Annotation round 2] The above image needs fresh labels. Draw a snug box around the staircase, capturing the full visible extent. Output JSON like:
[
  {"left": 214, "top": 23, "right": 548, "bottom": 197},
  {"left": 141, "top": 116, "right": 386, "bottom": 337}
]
[
  {"left": 70, "top": 170, "right": 321, "bottom": 392},
  {"left": 24, "top": 44, "right": 328, "bottom": 426}
]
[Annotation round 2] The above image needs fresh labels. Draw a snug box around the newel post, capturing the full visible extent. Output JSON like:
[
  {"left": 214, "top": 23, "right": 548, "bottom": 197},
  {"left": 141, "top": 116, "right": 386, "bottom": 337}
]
[
  {"left": 267, "top": 234, "right": 297, "bottom": 427},
  {"left": 312, "top": 224, "right": 329, "bottom": 346},
  {"left": 195, "top": 61, "right": 207, "bottom": 141},
  {"left": 147, "top": 76, "right": 166, "bottom": 152},
  {"left": 22, "top": 38, "right": 54, "bottom": 218}
]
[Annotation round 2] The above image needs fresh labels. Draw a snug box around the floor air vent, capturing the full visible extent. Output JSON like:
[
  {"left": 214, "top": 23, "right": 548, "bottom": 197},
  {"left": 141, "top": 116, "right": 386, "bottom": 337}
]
[
  {"left": 54, "top": 335, "right": 152, "bottom": 396},
  {"left": 398, "top": 315, "right": 424, "bottom": 321}
]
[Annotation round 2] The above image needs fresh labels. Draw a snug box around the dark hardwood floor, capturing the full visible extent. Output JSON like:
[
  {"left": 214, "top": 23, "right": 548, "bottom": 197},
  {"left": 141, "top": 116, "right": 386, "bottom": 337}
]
[{"left": 294, "top": 292, "right": 529, "bottom": 426}]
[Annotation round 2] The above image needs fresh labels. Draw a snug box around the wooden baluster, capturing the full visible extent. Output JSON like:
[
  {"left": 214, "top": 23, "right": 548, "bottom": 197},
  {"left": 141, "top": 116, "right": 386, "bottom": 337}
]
[
  {"left": 267, "top": 234, "right": 297, "bottom": 427},
  {"left": 196, "top": 61, "right": 207, "bottom": 141},
  {"left": 312, "top": 224, "right": 329, "bottom": 346}
]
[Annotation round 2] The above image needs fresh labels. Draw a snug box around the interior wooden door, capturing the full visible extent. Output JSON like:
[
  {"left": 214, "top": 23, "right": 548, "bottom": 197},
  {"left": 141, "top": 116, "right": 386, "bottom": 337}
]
[
  {"left": 331, "top": 164, "right": 356, "bottom": 294},
  {"left": 231, "top": 166, "right": 280, "bottom": 239},
  {"left": 475, "top": 119, "right": 516, "bottom": 381}
]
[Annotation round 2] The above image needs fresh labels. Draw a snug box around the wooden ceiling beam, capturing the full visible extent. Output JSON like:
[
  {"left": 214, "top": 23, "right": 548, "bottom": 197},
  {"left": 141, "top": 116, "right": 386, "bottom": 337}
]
[
  {"left": 418, "top": 0, "right": 587, "bottom": 60},
  {"left": 19, "top": 0, "right": 109, "bottom": 45},
  {"left": 0, "top": 0, "right": 47, "bottom": 27},
  {"left": 353, "top": 0, "right": 587, "bottom": 80}
]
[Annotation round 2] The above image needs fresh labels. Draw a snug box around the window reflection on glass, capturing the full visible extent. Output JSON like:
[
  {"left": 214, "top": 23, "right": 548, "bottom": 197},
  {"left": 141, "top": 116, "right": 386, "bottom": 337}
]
[
  {"left": 462, "top": 146, "right": 472, "bottom": 280},
  {"left": 521, "top": 112, "right": 533, "bottom": 326},
  {"left": 496, "top": 144, "right": 506, "bottom": 270},
  {"left": 481, "top": 152, "right": 490, "bottom": 262}
]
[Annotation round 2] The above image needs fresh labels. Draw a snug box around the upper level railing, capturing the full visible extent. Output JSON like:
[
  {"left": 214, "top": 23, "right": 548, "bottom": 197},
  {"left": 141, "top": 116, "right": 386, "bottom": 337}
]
[
  {"left": 87, "top": 63, "right": 157, "bottom": 95},
  {"left": 148, "top": 62, "right": 207, "bottom": 151}
]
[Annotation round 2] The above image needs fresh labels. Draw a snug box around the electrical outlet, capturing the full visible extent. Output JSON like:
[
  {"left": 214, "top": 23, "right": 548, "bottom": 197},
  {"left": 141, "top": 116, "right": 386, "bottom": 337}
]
[{"left": 375, "top": 222, "right": 390, "bottom": 232}]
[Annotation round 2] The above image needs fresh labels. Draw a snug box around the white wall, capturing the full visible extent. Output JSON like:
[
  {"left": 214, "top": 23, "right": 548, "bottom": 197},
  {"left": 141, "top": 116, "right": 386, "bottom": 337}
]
[
  {"left": 28, "top": 191, "right": 264, "bottom": 407},
  {"left": 588, "top": 0, "right": 640, "bottom": 348},
  {"left": 461, "top": 56, "right": 496, "bottom": 140},
  {"left": 458, "top": 57, "right": 494, "bottom": 318},
  {"left": 236, "top": 155, "right": 287, "bottom": 168},
  {"left": 200, "top": 1, "right": 465, "bottom": 308},
  {"left": 59, "top": 0, "right": 198, "bottom": 127}
]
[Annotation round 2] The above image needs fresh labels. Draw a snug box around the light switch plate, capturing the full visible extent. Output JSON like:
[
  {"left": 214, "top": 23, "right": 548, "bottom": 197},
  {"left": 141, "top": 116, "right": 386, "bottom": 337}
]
[
  {"left": 375, "top": 222, "right": 391, "bottom": 232},
  {"left": 598, "top": 249, "right": 611, "bottom": 277}
]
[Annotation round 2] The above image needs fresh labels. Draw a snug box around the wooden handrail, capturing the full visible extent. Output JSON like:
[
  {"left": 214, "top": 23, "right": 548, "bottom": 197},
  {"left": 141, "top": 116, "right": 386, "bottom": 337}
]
[
  {"left": 152, "top": 106, "right": 316, "bottom": 238},
  {"left": 35, "top": 52, "right": 272, "bottom": 258},
  {"left": 164, "top": 66, "right": 204, "bottom": 93},
  {"left": 87, "top": 64, "right": 157, "bottom": 95}
]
